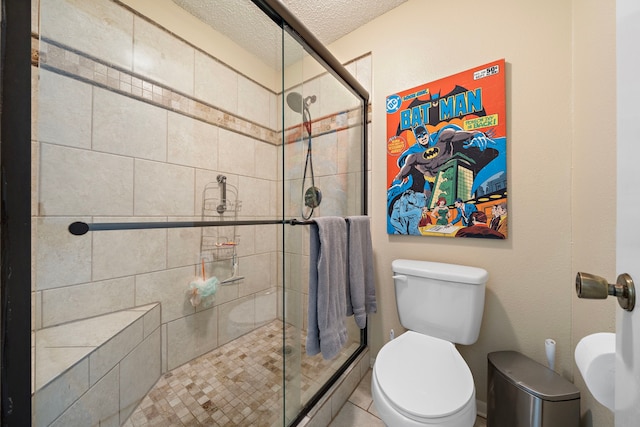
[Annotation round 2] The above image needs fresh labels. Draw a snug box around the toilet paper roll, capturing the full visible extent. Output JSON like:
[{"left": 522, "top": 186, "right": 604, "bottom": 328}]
[{"left": 545, "top": 338, "right": 556, "bottom": 371}]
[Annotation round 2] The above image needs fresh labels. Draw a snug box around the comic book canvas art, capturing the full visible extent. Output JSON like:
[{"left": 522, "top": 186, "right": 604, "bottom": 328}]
[{"left": 386, "top": 59, "right": 507, "bottom": 239}]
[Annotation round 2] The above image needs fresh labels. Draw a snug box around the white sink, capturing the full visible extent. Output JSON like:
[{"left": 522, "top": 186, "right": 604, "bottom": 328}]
[{"left": 575, "top": 332, "right": 616, "bottom": 411}]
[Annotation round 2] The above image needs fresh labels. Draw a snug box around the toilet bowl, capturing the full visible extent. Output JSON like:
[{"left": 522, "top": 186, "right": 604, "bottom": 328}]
[
  {"left": 371, "top": 331, "right": 476, "bottom": 427},
  {"left": 371, "top": 260, "right": 488, "bottom": 427}
]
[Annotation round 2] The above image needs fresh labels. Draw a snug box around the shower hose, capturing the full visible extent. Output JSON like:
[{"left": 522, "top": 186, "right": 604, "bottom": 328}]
[{"left": 301, "top": 107, "right": 318, "bottom": 220}]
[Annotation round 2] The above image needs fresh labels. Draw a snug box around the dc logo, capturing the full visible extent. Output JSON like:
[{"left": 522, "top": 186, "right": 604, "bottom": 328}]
[{"left": 386, "top": 95, "right": 402, "bottom": 114}]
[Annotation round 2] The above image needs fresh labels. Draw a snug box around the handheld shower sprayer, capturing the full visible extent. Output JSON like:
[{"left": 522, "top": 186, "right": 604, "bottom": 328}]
[
  {"left": 286, "top": 91, "right": 321, "bottom": 219},
  {"left": 286, "top": 92, "right": 316, "bottom": 113},
  {"left": 286, "top": 92, "right": 316, "bottom": 135}
]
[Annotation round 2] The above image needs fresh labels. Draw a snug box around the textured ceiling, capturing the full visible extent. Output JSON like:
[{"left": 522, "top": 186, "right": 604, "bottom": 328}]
[
  {"left": 280, "top": 0, "right": 407, "bottom": 44},
  {"left": 171, "top": 0, "right": 407, "bottom": 69}
]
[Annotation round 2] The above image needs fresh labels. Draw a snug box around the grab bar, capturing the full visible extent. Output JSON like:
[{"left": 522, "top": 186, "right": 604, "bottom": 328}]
[
  {"left": 68, "top": 218, "right": 316, "bottom": 236},
  {"left": 216, "top": 174, "right": 227, "bottom": 214}
]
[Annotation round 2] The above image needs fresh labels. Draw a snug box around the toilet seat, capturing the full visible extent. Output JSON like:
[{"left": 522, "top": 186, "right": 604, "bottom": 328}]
[{"left": 374, "top": 331, "right": 475, "bottom": 422}]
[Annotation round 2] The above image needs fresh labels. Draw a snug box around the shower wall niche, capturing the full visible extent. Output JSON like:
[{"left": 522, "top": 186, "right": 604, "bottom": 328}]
[{"left": 32, "top": 0, "right": 369, "bottom": 426}]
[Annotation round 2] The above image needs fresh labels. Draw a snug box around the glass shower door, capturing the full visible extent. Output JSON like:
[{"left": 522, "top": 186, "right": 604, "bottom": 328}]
[
  {"left": 281, "top": 24, "right": 306, "bottom": 425},
  {"left": 281, "top": 22, "right": 367, "bottom": 424},
  {"left": 31, "top": 0, "right": 366, "bottom": 425},
  {"left": 33, "top": 0, "right": 288, "bottom": 425}
]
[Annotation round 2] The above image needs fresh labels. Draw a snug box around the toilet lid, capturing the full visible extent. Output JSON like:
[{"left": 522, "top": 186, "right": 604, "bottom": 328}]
[{"left": 374, "top": 331, "right": 475, "bottom": 420}]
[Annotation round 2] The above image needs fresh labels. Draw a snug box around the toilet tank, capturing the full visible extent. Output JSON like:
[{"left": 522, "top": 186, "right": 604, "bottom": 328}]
[{"left": 392, "top": 259, "right": 488, "bottom": 345}]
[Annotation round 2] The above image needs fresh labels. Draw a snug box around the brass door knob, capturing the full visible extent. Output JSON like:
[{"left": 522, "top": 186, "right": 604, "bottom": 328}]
[{"left": 576, "top": 272, "right": 635, "bottom": 311}]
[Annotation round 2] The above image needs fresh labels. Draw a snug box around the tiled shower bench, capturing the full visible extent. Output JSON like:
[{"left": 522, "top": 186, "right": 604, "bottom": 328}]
[{"left": 33, "top": 303, "right": 161, "bottom": 427}]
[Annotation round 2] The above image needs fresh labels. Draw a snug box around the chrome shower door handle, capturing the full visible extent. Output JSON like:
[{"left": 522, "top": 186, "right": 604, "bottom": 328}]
[{"left": 575, "top": 272, "right": 636, "bottom": 311}]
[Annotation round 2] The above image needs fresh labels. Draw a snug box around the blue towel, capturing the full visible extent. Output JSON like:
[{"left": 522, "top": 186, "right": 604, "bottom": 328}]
[
  {"left": 306, "top": 217, "right": 348, "bottom": 359},
  {"left": 346, "top": 216, "right": 376, "bottom": 328}
]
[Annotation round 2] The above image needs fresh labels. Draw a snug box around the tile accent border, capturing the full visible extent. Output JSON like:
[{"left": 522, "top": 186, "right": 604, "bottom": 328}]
[
  {"left": 33, "top": 36, "right": 371, "bottom": 148},
  {"left": 33, "top": 36, "right": 280, "bottom": 145}
]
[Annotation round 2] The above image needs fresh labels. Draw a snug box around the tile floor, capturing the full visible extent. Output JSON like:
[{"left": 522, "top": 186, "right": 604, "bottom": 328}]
[
  {"left": 124, "top": 318, "right": 486, "bottom": 426},
  {"left": 124, "top": 320, "right": 359, "bottom": 426}
]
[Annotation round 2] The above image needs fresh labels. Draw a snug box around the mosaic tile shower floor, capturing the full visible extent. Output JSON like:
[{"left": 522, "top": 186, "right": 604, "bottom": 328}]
[{"left": 124, "top": 320, "right": 358, "bottom": 426}]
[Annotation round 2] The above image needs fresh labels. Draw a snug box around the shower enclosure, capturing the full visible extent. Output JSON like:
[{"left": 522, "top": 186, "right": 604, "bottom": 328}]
[{"left": 9, "top": 0, "right": 370, "bottom": 425}]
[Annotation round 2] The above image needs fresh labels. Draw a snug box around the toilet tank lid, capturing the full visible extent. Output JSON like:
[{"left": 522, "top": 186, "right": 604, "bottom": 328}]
[
  {"left": 392, "top": 259, "right": 488, "bottom": 285},
  {"left": 488, "top": 351, "right": 580, "bottom": 401}
]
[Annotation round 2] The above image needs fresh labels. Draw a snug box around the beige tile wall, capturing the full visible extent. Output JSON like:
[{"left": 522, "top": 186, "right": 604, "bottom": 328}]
[
  {"left": 34, "top": 0, "right": 370, "bottom": 382},
  {"left": 34, "top": 0, "right": 280, "bottom": 374}
]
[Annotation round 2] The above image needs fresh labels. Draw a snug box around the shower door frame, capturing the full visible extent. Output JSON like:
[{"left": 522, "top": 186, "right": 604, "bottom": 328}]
[
  {"left": 251, "top": 1, "right": 371, "bottom": 424},
  {"left": 252, "top": 0, "right": 370, "bottom": 105},
  {"left": 1, "top": 0, "right": 33, "bottom": 425}
]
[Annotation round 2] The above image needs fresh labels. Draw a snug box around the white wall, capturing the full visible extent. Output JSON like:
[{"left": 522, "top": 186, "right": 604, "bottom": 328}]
[{"left": 327, "top": 0, "right": 616, "bottom": 423}]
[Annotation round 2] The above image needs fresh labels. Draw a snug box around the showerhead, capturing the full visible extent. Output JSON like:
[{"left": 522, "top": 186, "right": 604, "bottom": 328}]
[
  {"left": 286, "top": 91, "right": 303, "bottom": 113},
  {"left": 286, "top": 91, "right": 316, "bottom": 113}
]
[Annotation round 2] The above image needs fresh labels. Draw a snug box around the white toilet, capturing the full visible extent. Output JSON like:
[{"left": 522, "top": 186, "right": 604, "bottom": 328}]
[{"left": 371, "top": 259, "right": 488, "bottom": 427}]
